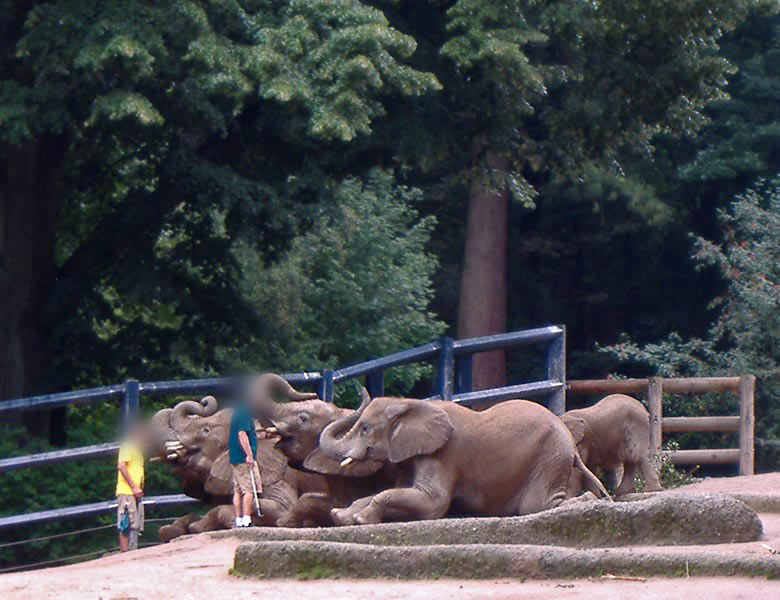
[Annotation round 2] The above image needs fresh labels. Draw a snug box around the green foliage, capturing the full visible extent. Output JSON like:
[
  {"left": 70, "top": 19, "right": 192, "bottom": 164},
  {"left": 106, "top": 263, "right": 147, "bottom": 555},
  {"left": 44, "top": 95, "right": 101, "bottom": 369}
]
[
  {"left": 605, "top": 178, "right": 780, "bottom": 451},
  {"left": 256, "top": 0, "right": 441, "bottom": 141},
  {"left": 234, "top": 169, "right": 445, "bottom": 400},
  {"left": 657, "top": 441, "right": 698, "bottom": 490}
]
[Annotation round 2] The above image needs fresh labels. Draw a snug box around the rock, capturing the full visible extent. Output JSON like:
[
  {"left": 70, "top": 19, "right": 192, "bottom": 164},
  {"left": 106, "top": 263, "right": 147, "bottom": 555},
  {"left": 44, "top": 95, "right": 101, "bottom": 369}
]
[
  {"left": 217, "top": 492, "right": 761, "bottom": 548},
  {"left": 232, "top": 540, "right": 780, "bottom": 580}
]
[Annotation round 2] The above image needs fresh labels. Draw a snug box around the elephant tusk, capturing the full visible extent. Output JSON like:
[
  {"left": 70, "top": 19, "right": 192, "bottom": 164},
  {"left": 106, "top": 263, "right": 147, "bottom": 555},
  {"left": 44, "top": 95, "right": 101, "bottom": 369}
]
[
  {"left": 165, "top": 441, "right": 183, "bottom": 449},
  {"left": 167, "top": 453, "right": 179, "bottom": 460},
  {"left": 149, "top": 456, "right": 164, "bottom": 462},
  {"left": 265, "top": 427, "right": 278, "bottom": 434},
  {"left": 340, "top": 457, "right": 353, "bottom": 467}
]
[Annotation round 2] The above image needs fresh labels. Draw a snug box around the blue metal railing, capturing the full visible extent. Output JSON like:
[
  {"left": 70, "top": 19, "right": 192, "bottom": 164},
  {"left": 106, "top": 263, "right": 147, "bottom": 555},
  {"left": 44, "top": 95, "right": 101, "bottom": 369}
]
[{"left": 0, "top": 325, "right": 565, "bottom": 530}]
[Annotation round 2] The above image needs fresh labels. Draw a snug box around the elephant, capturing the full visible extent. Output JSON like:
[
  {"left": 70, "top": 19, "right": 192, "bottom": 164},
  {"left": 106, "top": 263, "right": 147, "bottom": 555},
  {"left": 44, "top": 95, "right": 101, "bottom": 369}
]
[
  {"left": 318, "top": 395, "right": 611, "bottom": 525},
  {"left": 149, "top": 391, "right": 327, "bottom": 539},
  {"left": 247, "top": 381, "right": 400, "bottom": 526},
  {"left": 159, "top": 506, "right": 236, "bottom": 542},
  {"left": 561, "top": 394, "right": 663, "bottom": 496}
]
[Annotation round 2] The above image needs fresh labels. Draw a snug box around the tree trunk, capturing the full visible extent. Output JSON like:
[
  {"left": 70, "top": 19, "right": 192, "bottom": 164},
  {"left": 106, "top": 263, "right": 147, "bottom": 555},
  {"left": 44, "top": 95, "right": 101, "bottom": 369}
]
[
  {"left": 0, "top": 138, "right": 66, "bottom": 441},
  {"left": 457, "top": 151, "right": 509, "bottom": 391}
]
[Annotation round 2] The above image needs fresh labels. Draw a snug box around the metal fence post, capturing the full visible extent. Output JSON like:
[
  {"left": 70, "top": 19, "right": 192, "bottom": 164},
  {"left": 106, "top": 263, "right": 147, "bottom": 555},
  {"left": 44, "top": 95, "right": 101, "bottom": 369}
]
[
  {"left": 455, "top": 354, "right": 473, "bottom": 395},
  {"left": 546, "top": 327, "right": 566, "bottom": 415},
  {"left": 122, "top": 379, "right": 139, "bottom": 432},
  {"left": 647, "top": 377, "right": 663, "bottom": 456},
  {"left": 318, "top": 369, "right": 334, "bottom": 403},
  {"left": 436, "top": 337, "right": 454, "bottom": 401},
  {"left": 739, "top": 374, "right": 755, "bottom": 476},
  {"left": 365, "top": 371, "right": 384, "bottom": 398}
]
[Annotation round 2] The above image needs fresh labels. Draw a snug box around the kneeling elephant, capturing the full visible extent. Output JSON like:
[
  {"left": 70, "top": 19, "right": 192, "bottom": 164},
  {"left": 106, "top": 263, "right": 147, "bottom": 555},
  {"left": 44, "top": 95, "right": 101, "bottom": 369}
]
[{"left": 318, "top": 395, "right": 610, "bottom": 525}]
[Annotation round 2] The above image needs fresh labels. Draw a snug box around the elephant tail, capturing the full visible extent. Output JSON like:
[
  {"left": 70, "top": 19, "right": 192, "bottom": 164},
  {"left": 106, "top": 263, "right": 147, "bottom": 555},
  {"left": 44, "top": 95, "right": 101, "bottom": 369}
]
[{"left": 574, "top": 453, "right": 612, "bottom": 501}]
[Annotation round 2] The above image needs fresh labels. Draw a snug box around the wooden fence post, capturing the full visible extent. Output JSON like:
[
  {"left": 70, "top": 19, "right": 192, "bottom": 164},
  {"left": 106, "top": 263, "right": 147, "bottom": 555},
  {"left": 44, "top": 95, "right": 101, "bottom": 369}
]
[
  {"left": 436, "top": 337, "right": 454, "bottom": 401},
  {"left": 647, "top": 377, "right": 663, "bottom": 456},
  {"left": 739, "top": 374, "right": 755, "bottom": 476}
]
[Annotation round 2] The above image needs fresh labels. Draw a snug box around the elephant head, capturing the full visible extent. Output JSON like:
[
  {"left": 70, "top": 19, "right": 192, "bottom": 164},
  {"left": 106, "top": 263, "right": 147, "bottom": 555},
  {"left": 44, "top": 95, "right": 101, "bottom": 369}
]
[
  {"left": 317, "top": 395, "right": 454, "bottom": 467},
  {"left": 149, "top": 396, "right": 286, "bottom": 502},
  {"left": 249, "top": 381, "right": 380, "bottom": 476},
  {"left": 245, "top": 372, "right": 319, "bottom": 425}
]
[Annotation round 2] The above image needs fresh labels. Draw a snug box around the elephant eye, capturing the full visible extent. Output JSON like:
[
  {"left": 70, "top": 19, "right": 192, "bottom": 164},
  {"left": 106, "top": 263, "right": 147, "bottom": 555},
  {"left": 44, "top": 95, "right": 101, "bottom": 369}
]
[
  {"left": 298, "top": 413, "right": 308, "bottom": 423},
  {"left": 360, "top": 424, "right": 368, "bottom": 436},
  {"left": 202, "top": 426, "right": 210, "bottom": 434}
]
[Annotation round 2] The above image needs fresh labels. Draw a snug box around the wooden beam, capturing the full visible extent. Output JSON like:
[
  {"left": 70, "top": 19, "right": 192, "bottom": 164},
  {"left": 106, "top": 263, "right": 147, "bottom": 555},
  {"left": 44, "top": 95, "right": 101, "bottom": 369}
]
[
  {"left": 647, "top": 377, "right": 663, "bottom": 455},
  {"left": 662, "top": 416, "right": 740, "bottom": 433},
  {"left": 739, "top": 374, "right": 756, "bottom": 476},
  {"left": 665, "top": 448, "right": 740, "bottom": 465},
  {"left": 662, "top": 377, "right": 741, "bottom": 393},
  {"left": 567, "top": 379, "right": 648, "bottom": 395}
]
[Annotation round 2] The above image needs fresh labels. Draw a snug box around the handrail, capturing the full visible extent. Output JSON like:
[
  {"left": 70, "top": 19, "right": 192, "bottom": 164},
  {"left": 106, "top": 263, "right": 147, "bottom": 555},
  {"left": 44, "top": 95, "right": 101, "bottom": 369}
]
[
  {"left": 0, "top": 442, "right": 120, "bottom": 473},
  {"left": 452, "top": 325, "right": 563, "bottom": 354},
  {"left": 0, "top": 494, "right": 198, "bottom": 530},
  {"left": 333, "top": 341, "right": 443, "bottom": 380},
  {"left": 451, "top": 381, "right": 564, "bottom": 406},
  {"left": 0, "top": 325, "right": 567, "bottom": 531},
  {"left": 0, "top": 384, "right": 126, "bottom": 414}
]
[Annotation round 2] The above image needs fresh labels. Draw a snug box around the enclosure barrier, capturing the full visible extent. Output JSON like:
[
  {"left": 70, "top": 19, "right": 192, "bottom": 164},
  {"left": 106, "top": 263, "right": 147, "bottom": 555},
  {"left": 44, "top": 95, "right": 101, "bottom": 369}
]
[
  {"left": 0, "top": 325, "right": 565, "bottom": 530},
  {"left": 567, "top": 375, "right": 755, "bottom": 475}
]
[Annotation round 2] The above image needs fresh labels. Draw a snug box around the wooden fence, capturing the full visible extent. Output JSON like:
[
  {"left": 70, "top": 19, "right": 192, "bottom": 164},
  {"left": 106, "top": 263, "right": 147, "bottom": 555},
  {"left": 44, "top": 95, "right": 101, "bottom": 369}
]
[{"left": 568, "top": 376, "right": 755, "bottom": 476}]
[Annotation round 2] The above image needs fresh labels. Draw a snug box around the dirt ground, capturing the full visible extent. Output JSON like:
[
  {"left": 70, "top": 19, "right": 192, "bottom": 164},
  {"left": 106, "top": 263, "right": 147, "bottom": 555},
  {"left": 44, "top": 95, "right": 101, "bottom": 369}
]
[{"left": 3, "top": 474, "right": 780, "bottom": 599}]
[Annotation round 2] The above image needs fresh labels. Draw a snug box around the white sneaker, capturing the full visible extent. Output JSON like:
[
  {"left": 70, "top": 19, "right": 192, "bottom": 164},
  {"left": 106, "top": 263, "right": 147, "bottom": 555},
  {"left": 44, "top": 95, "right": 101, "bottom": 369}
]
[
  {"left": 235, "top": 516, "right": 244, "bottom": 528},
  {"left": 242, "top": 515, "right": 252, "bottom": 527}
]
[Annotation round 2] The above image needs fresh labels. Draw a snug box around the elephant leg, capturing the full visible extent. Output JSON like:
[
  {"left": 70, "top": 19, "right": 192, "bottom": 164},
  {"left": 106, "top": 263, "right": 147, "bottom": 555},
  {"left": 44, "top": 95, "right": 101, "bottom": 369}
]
[
  {"left": 254, "top": 498, "right": 290, "bottom": 526},
  {"left": 615, "top": 462, "right": 639, "bottom": 496},
  {"left": 331, "top": 496, "right": 375, "bottom": 526},
  {"left": 353, "top": 485, "right": 451, "bottom": 524},
  {"left": 189, "top": 505, "right": 234, "bottom": 534},
  {"left": 639, "top": 454, "right": 664, "bottom": 492},
  {"left": 159, "top": 513, "right": 200, "bottom": 542},
  {"left": 278, "top": 493, "right": 335, "bottom": 527}
]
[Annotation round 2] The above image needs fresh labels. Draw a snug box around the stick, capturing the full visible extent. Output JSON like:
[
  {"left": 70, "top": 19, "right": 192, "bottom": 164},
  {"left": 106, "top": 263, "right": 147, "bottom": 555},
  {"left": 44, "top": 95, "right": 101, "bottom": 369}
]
[
  {"left": 600, "top": 574, "right": 647, "bottom": 582},
  {"left": 249, "top": 466, "right": 263, "bottom": 518}
]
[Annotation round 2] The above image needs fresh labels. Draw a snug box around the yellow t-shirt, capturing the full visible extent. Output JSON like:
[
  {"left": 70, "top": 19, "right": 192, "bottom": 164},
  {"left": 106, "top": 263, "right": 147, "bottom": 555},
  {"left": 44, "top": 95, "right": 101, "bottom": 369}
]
[{"left": 116, "top": 441, "right": 144, "bottom": 496}]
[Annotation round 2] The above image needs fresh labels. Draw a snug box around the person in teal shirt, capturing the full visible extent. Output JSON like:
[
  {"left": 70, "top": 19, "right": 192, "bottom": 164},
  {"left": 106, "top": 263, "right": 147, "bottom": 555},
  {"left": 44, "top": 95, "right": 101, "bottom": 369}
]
[{"left": 228, "top": 402, "right": 261, "bottom": 527}]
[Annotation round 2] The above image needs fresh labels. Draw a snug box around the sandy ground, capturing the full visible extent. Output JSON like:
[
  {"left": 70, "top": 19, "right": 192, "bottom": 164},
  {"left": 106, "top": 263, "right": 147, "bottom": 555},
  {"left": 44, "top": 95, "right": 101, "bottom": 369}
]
[
  {"left": 669, "top": 472, "right": 780, "bottom": 495},
  {"left": 2, "top": 535, "right": 777, "bottom": 600},
  {"left": 3, "top": 474, "right": 780, "bottom": 599}
]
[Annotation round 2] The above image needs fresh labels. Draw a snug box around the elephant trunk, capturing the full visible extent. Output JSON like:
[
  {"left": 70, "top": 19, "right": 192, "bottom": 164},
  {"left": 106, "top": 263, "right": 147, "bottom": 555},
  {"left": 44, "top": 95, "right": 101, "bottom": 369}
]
[
  {"left": 170, "top": 396, "right": 218, "bottom": 430},
  {"left": 247, "top": 373, "right": 318, "bottom": 421},
  {"left": 261, "top": 373, "right": 319, "bottom": 401},
  {"left": 318, "top": 387, "right": 372, "bottom": 460}
]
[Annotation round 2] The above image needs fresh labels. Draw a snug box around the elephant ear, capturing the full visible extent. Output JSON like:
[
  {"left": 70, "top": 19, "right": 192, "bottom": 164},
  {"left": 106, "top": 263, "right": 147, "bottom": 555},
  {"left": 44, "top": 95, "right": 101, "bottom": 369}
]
[
  {"left": 386, "top": 401, "right": 454, "bottom": 464},
  {"left": 204, "top": 451, "right": 234, "bottom": 496},
  {"left": 303, "top": 448, "right": 384, "bottom": 477},
  {"left": 256, "top": 438, "right": 287, "bottom": 487},
  {"left": 563, "top": 415, "right": 587, "bottom": 444}
]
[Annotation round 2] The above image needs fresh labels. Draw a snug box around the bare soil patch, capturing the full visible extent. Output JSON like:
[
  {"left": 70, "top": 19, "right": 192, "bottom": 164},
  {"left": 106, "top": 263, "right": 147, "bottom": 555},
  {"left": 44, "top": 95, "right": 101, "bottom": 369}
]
[{"left": 3, "top": 474, "right": 780, "bottom": 598}]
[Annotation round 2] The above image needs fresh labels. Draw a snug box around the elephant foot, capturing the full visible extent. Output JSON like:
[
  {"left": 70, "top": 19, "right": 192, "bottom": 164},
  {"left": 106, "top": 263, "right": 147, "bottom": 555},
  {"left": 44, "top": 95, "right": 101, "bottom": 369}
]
[
  {"left": 276, "top": 513, "right": 303, "bottom": 528},
  {"left": 353, "top": 506, "right": 382, "bottom": 525},
  {"left": 330, "top": 507, "right": 357, "bottom": 526},
  {"left": 560, "top": 491, "right": 598, "bottom": 507},
  {"left": 642, "top": 481, "right": 664, "bottom": 493}
]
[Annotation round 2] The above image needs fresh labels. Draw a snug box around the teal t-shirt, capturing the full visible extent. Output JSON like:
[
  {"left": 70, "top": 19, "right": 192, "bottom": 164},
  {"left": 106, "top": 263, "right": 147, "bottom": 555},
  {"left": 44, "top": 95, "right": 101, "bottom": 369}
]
[{"left": 228, "top": 404, "right": 257, "bottom": 465}]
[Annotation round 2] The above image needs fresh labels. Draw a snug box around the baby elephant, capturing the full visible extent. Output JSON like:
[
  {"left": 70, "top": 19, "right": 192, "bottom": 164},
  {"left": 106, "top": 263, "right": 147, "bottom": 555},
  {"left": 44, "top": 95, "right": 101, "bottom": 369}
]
[{"left": 561, "top": 394, "right": 663, "bottom": 496}]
